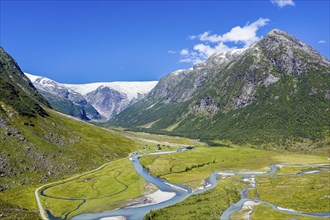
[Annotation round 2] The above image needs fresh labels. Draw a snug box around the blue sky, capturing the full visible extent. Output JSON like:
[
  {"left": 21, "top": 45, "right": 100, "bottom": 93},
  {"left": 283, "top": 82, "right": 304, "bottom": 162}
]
[{"left": 1, "top": 0, "right": 329, "bottom": 83}]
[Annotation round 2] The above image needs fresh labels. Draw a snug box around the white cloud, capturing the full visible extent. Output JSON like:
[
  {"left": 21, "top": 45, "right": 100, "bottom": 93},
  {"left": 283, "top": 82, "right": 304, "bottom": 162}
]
[
  {"left": 187, "top": 35, "right": 197, "bottom": 40},
  {"left": 195, "top": 18, "right": 269, "bottom": 46},
  {"left": 174, "top": 18, "right": 270, "bottom": 64},
  {"left": 271, "top": 0, "right": 295, "bottom": 8},
  {"left": 198, "top": 31, "right": 223, "bottom": 43},
  {"left": 180, "top": 49, "right": 189, "bottom": 55},
  {"left": 168, "top": 50, "right": 177, "bottom": 54},
  {"left": 221, "top": 18, "right": 270, "bottom": 46},
  {"left": 318, "top": 40, "right": 327, "bottom": 44}
]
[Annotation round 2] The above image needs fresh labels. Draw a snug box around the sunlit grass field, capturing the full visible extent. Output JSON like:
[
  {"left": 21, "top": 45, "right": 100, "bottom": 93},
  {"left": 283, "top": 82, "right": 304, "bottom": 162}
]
[
  {"left": 248, "top": 204, "right": 318, "bottom": 220},
  {"left": 139, "top": 145, "right": 328, "bottom": 189},
  {"left": 142, "top": 146, "right": 329, "bottom": 219},
  {"left": 40, "top": 158, "right": 146, "bottom": 219},
  {"left": 145, "top": 175, "right": 245, "bottom": 220},
  {"left": 255, "top": 170, "right": 330, "bottom": 213}
]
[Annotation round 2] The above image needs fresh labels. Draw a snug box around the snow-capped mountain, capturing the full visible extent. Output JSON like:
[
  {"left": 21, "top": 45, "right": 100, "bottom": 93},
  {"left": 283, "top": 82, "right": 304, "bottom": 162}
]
[{"left": 25, "top": 73, "right": 158, "bottom": 120}]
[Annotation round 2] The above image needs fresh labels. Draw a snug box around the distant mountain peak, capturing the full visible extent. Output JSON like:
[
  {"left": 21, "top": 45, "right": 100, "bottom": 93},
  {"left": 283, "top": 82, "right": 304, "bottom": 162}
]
[
  {"left": 267, "top": 28, "right": 288, "bottom": 35},
  {"left": 259, "top": 29, "right": 329, "bottom": 66},
  {"left": 263, "top": 29, "right": 305, "bottom": 45},
  {"left": 25, "top": 73, "right": 158, "bottom": 120}
]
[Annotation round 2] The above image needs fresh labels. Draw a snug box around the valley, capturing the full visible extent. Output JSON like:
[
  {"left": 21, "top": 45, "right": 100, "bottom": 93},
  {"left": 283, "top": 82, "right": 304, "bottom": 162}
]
[
  {"left": 0, "top": 20, "right": 329, "bottom": 220},
  {"left": 33, "top": 140, "right": 329, "bottom": 220}
]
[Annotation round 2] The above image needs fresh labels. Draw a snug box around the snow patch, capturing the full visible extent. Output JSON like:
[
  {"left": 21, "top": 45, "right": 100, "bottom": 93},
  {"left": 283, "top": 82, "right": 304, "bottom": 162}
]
[
  {"left": 65, "top": 81, "right": 157, "bottom": 100},
  {"left": 25, "top": 72, "right": 157, "bottom": 101},
  {"left": 24, "top": 72, "right": 41, "bottom": 82}
]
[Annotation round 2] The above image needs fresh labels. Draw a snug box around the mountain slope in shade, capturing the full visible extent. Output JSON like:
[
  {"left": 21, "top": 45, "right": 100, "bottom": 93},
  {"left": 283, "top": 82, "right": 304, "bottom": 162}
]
[
  {"left": 112, "top": 29, "right": 330, "bottom": 150},
  {"left": 26, "top": 73, "right": 158, "bottom": 120},
  {"left": 0, "top": 47, "right": 50, "bottom": 117}
]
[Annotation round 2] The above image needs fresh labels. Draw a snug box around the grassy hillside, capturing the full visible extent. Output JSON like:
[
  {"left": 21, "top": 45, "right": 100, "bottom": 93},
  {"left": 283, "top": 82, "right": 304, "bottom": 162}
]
[
  {"left": 0, "top": 47, "right": 50, "bottom": 117},
  {"left": 0, "top": 103, "right": 139, "bottom": 219}
]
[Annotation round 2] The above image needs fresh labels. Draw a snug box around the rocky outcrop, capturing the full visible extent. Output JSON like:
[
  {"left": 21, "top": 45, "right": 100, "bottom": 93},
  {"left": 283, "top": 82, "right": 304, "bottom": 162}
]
[
  {"left": 190, "top": 96, "right": 221, "bottom": 116},
  {"left": 25, "top": 73, "right": 101, "bottom": 120},
  {"left": 85, "top": 86, "right": 128, "bottom": 119}
]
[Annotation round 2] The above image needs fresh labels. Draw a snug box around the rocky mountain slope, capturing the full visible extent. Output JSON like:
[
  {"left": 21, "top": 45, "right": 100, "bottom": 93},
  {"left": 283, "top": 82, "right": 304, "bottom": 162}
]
[
  {"left": 66, "top": 81, "right": 158, "bottom": 119},
  {"left": 25, "top": 73, "right": 101, "bottom": 120},
  {"left": 0, "top": 47, "right": 139, "bottom": 219},
  {"left": 26, "top": 73, "right": 158, "bottom": 120},
  {"left": 112, "top": 29, "right": 330, "bottom": 149}
]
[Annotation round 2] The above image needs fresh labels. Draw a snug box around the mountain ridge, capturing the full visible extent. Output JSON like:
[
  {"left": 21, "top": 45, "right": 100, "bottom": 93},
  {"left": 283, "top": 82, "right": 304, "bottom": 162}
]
[
  {"left": 25, "top": 73, "right": 158, "bottom": 120},
  {"left": 111, "top": 29, "right": 330, "bottom": 150}
]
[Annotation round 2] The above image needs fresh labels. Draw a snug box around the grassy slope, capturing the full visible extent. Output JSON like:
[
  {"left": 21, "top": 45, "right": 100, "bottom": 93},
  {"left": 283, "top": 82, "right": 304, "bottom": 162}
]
[
  {"left": 0, "top": 103, "right": 139, "bottom": 219},
  {"left": 0, "top": 47, "right": 49, "bottom": 118}
]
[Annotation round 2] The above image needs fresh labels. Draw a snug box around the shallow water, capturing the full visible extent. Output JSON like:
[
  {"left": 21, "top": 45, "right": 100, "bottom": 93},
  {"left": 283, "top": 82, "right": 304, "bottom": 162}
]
[
  {"left": 72, "top": 151, "right": 198, "bottom": 220},
  {"left": 220, "top": 164, "right": 330, "bottom": 219}
]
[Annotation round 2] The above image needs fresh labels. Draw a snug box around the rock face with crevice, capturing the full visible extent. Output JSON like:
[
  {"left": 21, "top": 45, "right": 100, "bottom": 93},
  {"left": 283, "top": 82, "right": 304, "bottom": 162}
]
[{"left": 112, "top": 29, "right": 330, "bottom": 143}]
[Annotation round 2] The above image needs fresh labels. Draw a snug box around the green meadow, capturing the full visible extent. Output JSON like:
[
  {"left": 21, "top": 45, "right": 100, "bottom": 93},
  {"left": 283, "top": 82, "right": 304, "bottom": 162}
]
[
  {"left": 139, "top": 145, "right": 328, "bottom": 189},
  {"left": 255, "top": 169, "right": 330, "bottom": 213},
  {"left": 141, "top": 145, "right": 329, "bottom": 219},
  {"left": 144, "top": 175, "right": 245, "bottom": 220},
  {"left": 248, "top": 204, "right": 319, "bottom": 220},
  {"left": 40, "top": 158, "right": 146, "bottom": 219}
]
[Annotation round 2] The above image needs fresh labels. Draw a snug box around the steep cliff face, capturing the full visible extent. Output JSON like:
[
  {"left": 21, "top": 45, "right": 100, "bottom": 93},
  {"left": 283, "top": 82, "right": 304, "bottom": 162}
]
[
  {"left": 112, "top": 29, "right": 330, "bottom": 145},
  {"left": 85, "top": 86, "right": 129, "bottom": 118}
]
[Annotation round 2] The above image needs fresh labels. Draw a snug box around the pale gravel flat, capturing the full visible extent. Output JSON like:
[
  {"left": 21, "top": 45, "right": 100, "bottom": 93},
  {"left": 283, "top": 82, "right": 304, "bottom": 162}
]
[
  {"left": 147, "top": 189, "right": 176, "bottom": 203},
  {"left": 100, "top": 216, "right": 126, "bottom": 220}
]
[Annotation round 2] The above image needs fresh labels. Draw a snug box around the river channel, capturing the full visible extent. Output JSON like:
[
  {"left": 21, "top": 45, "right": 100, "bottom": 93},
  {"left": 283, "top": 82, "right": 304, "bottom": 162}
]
[
  {"left": 72, "top": 149, "right": 218, "bottom": 220},
  {"left": 43, "top": 149, "right": 329, "bottom": 220}
]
